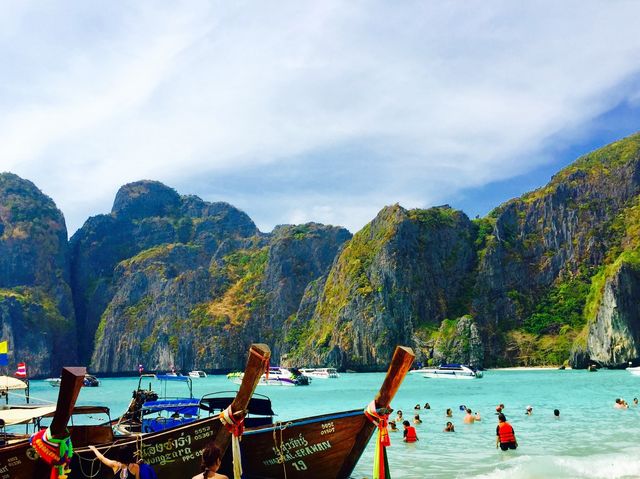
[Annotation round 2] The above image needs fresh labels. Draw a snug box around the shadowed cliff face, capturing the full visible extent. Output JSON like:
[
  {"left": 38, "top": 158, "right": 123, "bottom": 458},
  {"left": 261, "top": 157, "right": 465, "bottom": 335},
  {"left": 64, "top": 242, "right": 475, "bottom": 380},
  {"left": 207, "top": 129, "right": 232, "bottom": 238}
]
[
  {"left": 472, "top": 134, "right": 640, "bottom": 367},
  {"left": 283, "top": 204, "right": 478, "bottom": 370},
  {"left": 71, "top": 180, "right": 260, "bottom": 365},
  {"left": 0, "top": 173, "right": 76, "bottom": 375},
  {"left": 81, "top": 182, "right": 351, "bottom": 372},
  {"left": 583, "top": 263, "right": 640, "bottom": 365}
]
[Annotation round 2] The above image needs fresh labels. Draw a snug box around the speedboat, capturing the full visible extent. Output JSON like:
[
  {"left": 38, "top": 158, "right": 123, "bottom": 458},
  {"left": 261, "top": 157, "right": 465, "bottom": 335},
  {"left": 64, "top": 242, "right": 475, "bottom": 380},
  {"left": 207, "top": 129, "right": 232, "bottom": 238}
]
[
  {"left": 626, "top": 365, "right": 640, "bottom": 376},
  {"left": 188, "top": 370, "right": 207, "bottom": 378},
  {"left": 415, "top": 364, "right": 483, "bottom": 379},
  {"left": 227, "top": 366, "right": 310, "bottom": 386},
  {"left": 299, "top": 367, "right": 340, "bottom": 379},
  {"left": 45, "top": 373, "right": 100, "bottom": 387}
]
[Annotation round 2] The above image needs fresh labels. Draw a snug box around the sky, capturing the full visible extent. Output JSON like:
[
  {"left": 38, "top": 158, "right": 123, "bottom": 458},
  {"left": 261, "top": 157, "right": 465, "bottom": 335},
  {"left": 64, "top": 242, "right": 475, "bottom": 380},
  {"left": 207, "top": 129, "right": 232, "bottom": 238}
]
[{"left": 1, "top": 1, "right": 640, "bottom": 236}]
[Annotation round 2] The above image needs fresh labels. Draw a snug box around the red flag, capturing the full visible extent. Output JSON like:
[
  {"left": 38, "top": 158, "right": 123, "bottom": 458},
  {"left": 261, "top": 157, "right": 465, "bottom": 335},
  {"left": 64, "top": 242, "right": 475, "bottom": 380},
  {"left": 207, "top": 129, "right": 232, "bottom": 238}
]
[{"left": 15, "top": 362, "right": 27, "bottom": 378}]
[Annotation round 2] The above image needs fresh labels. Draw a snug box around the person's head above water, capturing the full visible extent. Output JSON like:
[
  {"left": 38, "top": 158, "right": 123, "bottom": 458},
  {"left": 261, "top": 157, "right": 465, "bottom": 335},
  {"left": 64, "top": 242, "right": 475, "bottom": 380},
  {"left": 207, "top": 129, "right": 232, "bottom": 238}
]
[{"left": 554, "top": 409, "right": 560, "bottom": 417}]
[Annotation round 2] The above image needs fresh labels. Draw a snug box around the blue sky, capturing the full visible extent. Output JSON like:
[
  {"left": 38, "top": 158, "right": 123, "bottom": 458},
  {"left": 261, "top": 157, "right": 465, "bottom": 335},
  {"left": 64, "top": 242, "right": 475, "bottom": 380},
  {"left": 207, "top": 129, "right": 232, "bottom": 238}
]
[{"left": 1, "top": 1, "right": 639, "bottom": 235}]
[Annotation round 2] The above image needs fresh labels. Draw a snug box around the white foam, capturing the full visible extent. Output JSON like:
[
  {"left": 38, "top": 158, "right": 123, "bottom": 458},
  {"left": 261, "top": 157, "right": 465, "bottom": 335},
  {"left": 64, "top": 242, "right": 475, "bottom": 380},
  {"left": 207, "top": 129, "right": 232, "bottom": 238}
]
[{"left": 467, "top": 450, "right": 640, "bottom": 479}]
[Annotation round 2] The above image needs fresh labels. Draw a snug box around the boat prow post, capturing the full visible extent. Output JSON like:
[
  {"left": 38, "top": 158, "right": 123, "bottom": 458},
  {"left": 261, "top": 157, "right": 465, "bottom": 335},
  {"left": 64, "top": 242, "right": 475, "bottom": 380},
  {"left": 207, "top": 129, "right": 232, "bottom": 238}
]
[
  {"left": 337, "top": 345, "right": 415, "bottom": 477},
  {"left": 212, "top": 343, "right": 271, "bottom": 451},
  {"left": 49, "top": 366, "right": 87, "bottom": 437}
]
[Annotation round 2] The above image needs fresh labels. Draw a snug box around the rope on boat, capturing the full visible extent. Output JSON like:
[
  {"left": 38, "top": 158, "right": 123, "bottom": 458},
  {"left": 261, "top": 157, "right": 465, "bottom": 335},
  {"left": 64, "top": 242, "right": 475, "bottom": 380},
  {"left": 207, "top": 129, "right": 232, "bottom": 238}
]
[
  {"left": 219, "top": 405, "right": 245, "bottom": 479},
  {"left": 76, "top": 444, "right": 115, "bottom": 478},
  {"left": 364, "top": 400, "right": 391, "bottom": 479},
  {"left": 271, "top": 421, "right": 293, "bottom": 479}
]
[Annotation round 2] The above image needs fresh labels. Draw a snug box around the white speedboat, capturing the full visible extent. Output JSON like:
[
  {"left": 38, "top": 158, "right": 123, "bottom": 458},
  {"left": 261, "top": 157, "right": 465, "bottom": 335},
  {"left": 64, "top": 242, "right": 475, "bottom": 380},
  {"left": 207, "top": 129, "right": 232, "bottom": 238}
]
[
  {"left": 188, "top": 370, "right": 207, "bottom": 378},
  {"left": 227, "top": 367, "right": 310, "bottom": 386},
  {"left": 626, "top": 366, "right": 640, "bottom": 376},
  {"left": 416, "top": 364, "right": 483, "bottom": 379},
  {"left": 299, "top": 367, "right": 340, "bottom": 379}
]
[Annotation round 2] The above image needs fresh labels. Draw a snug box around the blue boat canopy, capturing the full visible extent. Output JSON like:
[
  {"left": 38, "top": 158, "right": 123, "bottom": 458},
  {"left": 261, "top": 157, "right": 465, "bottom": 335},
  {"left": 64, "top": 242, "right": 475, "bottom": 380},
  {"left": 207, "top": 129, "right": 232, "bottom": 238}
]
[{"left": 142, "top": 398, "right": 200, "bottom": 416}]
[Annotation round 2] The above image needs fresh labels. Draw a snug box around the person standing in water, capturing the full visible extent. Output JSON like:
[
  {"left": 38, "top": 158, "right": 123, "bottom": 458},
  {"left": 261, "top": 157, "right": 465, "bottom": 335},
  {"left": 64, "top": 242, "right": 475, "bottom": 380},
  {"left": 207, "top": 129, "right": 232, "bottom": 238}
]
[
  {"left": 403, "top": 420, "right": 419, "bottom": 442},
  {"left": 464, "top": 408, "right": 475, "bottom": 424},
  {"left": 496, "top": 413, "right": 518, "bottom": 451}
]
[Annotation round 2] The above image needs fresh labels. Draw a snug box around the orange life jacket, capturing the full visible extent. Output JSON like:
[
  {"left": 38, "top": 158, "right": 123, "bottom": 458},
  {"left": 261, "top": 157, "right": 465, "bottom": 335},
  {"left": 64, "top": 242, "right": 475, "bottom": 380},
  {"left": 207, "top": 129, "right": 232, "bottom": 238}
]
[
  {"left": 405, "top": 426, "right": 418, "bottom": 442},
  {"left": 497, "top": 422, "right": 516, "bottom": 443}
]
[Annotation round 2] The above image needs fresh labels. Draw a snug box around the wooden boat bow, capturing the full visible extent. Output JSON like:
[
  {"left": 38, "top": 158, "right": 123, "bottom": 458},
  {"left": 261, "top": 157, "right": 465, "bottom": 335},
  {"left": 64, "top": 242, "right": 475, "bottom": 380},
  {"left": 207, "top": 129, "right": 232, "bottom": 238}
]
[
  {"left": 337, "top": 345, "right": 415, "bottom": 477},
  {"left": 49, "top": 366, "right": 87, "bottom": 438},
  {"left": 213, "top": 343, "right": 271, "bottom": 452}
]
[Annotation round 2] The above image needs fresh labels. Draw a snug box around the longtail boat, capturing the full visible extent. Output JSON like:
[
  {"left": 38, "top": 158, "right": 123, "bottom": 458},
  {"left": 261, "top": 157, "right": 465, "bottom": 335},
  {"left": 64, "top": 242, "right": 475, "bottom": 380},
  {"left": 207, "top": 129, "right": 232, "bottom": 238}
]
[
  {"left": 0, "top": 366, "right": 87, "bottom": 479},
  {"left": 222, "top": 345, "right": 415, "bottom": 479},
  {"left": 69, "top": 343, "right": 270, "bottom": 478}
]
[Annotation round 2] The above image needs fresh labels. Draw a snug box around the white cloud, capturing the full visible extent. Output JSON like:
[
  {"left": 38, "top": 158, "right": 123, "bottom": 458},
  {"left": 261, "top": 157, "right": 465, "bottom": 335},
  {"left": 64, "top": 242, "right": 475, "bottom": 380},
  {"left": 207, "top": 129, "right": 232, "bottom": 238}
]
[{"left": 1, "top": 0, "right": 639, "bottom": 234}]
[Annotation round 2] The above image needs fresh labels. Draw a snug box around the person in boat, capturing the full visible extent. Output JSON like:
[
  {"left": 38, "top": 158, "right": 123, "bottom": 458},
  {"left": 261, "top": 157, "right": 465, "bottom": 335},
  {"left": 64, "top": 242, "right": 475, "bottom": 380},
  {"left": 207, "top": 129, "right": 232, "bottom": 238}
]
[
  {"left": 496, "top": 413, "right": 517, "bottom": 451},
  {"left": 89, "top": 445, "right": 158, "bottom": 479},
  {"left": 413, "top": 414, "right": 422, "bottom": 424},
  {"left": 192, "top": 443, "right": 229, "bottom": 479},
  {"left": 402, "top": 420, "right": 419, "bottom": 442},
  {"left": 424, "top": 402, "right": 431, "bottom": 409},
  {"left": 443, "top": 421, "right": 455, "bottom": 432},
  {"left": 395, "top": 410, "right": 404, "bottom": 422},
  {"left": 389, "top": 420, "right": 398, "bottom": 432},
  {"left": 474, "top": 411, "right": 482, "bottom": 421},
  {"left": 463, "top": 408, "right": 475, "bottom": 424},
  {"left": 445, "top": 408, "right": 453, "bottom": 418}
]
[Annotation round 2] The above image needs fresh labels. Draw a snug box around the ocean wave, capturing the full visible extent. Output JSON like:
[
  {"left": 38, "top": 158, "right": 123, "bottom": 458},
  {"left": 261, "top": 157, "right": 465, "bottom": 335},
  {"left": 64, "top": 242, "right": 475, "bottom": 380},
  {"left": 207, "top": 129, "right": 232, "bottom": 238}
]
[{"left": 467, "top": 449, "right": 640, "bottom": 479}]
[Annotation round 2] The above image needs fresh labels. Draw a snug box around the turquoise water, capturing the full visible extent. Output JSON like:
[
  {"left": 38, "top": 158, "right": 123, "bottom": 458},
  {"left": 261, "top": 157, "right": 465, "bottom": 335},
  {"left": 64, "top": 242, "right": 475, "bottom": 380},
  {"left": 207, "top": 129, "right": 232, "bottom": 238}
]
[{"left": 14, "top": 369, "right": 640, "bottom": 478}]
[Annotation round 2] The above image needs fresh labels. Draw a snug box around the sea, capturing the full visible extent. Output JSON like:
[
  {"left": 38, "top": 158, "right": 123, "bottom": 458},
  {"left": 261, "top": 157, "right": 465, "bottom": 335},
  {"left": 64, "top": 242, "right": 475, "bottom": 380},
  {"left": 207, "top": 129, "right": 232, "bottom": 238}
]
[{"left": 13, "top": 369, "right": 640, "bottom": 479}]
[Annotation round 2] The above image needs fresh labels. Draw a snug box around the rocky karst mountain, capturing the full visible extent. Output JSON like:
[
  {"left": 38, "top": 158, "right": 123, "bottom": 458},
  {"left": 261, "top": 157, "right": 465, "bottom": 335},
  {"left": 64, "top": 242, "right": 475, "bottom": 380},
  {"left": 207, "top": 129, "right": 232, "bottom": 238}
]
[
  {"left": 2, "top": 132, "right": 640, "bottom": 374},
  {"left": 0, "top": 173, "right": 76, "bottom": 375},
  {"left": 76, "top": 181, "right": 351, "bottom": 372}
]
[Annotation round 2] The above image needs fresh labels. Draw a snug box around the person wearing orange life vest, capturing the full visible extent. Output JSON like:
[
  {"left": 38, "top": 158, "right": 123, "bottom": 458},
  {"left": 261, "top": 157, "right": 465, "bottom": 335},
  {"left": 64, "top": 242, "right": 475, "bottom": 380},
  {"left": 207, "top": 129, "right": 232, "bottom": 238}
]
[
  {"left": 496, "top": 413, "right": 517, "bottom": 451},
  {"left": 402, "top": 420, "right": 418, "bottom": 443}
]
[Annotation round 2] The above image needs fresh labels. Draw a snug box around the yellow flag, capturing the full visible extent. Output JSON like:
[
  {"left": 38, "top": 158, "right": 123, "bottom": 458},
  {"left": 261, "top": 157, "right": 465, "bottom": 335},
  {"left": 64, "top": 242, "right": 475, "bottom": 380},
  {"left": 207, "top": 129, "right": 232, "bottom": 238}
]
[{"left": 0, "top": 341, "right": 7, "bottom": 354}]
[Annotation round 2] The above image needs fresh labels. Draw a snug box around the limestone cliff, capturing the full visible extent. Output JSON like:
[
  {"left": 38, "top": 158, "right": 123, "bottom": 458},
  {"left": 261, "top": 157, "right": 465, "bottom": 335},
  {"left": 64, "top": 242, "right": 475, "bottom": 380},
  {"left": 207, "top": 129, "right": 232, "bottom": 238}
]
[
  {"left": 283, "top": 204, "right": 477, "bottom": 370},
  {"left": 0, "top": 173, "right": 76, "bottom": 375},
  {"left": 83, "top": 182, "right": 350, "bottom": 372},
  {"left": 71, "top": 180, "right": 258, "bottom": 365}
]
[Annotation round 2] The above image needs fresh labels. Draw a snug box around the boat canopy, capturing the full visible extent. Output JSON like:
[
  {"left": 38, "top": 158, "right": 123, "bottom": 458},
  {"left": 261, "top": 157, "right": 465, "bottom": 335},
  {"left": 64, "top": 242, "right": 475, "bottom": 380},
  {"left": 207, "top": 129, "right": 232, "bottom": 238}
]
[
  {"left": 0, "top": 376, "right": 28, "bottom": 391},
  {"left": 142, "top": 398, "right": 200, "bottom": 416},
  {"left": 0, "top": 406, "right": 56, "bottom": 425},
  {"left": 200, "top": 395, "right": 275, "bottom": 416}
]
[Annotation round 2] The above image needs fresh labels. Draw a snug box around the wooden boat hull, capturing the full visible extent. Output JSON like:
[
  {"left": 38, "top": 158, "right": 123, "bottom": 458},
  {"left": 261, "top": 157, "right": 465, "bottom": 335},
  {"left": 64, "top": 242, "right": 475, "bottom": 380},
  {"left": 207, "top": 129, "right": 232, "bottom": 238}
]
[
  {"left": 72, "top": 343, "right": 270, "bottom": 478},
  {"left": 222, "top": 345, "right": 416, "bottom": 479},
  {"left": 0, "top": 440, "right": 60, "bottom": 479},
  {"left": 224, "top": 409, "right": 373, "bottom": 479},
  {"left": 71, "top": 414, "right": 224, "bottom": 478},
  {"left": 0, "top": 367, "right": 86, "bottom": 479}
]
